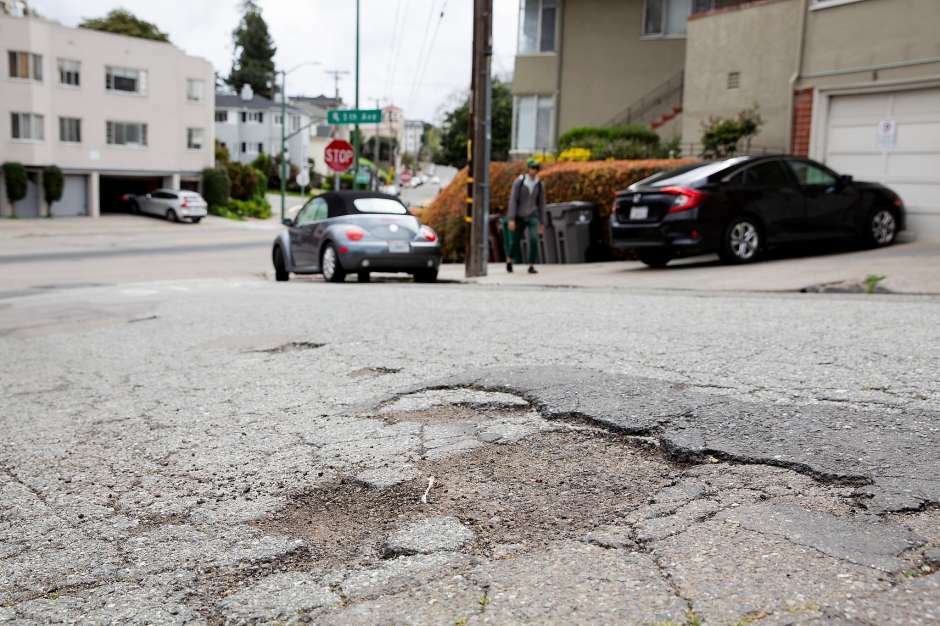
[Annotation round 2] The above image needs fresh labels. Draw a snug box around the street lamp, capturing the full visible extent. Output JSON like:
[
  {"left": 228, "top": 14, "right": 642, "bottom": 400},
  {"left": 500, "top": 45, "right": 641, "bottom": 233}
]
[{"left": 277, "top": 61, "right": 321, "bottom": 221}]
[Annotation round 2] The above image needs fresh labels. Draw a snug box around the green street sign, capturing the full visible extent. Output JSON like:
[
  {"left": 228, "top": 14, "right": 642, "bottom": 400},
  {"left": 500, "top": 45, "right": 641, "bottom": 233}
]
[{"left": 327, "top": 109, "right": 382, "bottom": 125}]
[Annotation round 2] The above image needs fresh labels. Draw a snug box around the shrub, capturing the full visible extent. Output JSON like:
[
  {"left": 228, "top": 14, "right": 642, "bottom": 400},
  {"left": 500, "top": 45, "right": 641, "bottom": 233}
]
[
  {"left": 2, "top": 162, "right": 28, "bottom": 208},
  {"left": 700, "top": 106, "right": 764, "bottom": 158},
  {"left": 43, "top": 166, "right": 64, "bottom": 212},
  {"left": 201, "top": 168, "right": 231, "bottom": 208},
  {"left": 558, "top": 147, "right": 591, "bottom": 162},
  {"left": 208, "top": 197, "right": 271, "bottom": 220},
  {"left": 225, "top": 162, "right": 262, "bottom": 201},
  {"left": 423, "top": 158, "right": 697, "bottom": 261},
  {"left": 558, "top": 125, "right": 660, "bottom": 151},
  {"left": 215, "top": 140, "right": 230, "bottom": 166}
]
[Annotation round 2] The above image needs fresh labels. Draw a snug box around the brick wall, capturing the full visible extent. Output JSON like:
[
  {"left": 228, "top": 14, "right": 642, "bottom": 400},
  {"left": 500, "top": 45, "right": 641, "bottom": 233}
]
[{"left": 791, "top": 88, "right": 814, "bottom": 157}]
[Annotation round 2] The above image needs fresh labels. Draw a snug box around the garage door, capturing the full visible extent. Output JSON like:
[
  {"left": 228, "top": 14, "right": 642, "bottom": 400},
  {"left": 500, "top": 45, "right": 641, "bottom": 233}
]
[
  {"left": 53, "top": 175, "right": 88, "bottom": 217},
  {"left": 823, "top": 86, "right": 940, "bottom": 240}
]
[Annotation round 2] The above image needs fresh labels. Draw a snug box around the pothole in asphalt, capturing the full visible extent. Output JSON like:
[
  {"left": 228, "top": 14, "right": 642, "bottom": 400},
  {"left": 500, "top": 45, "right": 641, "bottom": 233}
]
[{"left": 253, "top": 427, "right": 675, "bottom": 571}]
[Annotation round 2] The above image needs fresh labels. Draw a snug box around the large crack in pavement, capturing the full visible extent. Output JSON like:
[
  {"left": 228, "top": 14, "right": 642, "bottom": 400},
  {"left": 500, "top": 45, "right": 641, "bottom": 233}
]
[{"left": 405, "top": 365, "right": 940, "bottom": 514}]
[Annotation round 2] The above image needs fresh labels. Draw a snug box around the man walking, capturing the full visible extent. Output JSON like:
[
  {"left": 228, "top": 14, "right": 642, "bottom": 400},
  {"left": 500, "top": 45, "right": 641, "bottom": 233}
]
[{"left": 506, "top": 159, "right": 546, "bottom": 274}]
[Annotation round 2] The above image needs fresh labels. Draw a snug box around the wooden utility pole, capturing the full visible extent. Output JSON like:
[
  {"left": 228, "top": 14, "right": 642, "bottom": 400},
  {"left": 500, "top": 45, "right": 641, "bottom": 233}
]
[{"left": 465, "top": 0, "right": 492, "bottom": 278}]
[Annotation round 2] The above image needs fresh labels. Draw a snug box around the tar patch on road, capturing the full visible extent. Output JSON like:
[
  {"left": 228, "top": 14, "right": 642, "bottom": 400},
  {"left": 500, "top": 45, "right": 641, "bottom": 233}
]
[{"left": 246, "top": 341, "right": 326, "bottom": 354}]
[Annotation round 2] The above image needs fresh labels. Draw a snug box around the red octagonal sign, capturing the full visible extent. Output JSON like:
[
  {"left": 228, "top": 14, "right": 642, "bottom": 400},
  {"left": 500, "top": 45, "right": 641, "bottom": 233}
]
[{"left": 324, "top": 139, "right": 355, "bottom": 173}]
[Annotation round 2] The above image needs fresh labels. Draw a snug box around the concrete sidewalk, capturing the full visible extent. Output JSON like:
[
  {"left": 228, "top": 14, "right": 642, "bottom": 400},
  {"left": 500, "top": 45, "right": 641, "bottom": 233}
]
[{"left": 440, "top": 240, "right": 940, "bottom": 295}]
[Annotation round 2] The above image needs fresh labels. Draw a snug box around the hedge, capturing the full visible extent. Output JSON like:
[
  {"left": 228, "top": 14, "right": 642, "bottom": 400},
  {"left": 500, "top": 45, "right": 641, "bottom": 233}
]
[
  {"left": 201, "top": 167, "right": 231, "bottom": 208},
  {"left": 421, "top": 158, "right": 697, "bottom": 261}
]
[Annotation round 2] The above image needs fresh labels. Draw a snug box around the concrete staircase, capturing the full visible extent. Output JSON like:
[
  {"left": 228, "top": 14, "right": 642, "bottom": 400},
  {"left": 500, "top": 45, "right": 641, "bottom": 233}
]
[{"left": 607, "top": 70, "right": 684, "bottom": 134}]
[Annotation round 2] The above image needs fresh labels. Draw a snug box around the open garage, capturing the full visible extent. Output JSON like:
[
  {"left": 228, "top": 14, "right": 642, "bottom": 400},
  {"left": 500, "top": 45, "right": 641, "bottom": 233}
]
[{"left": 99, "top": 175, "right": 165, "bottom": 214}]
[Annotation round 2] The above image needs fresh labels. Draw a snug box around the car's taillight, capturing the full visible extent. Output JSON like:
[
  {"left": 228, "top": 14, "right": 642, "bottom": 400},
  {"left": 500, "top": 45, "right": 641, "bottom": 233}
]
[
  {"left": 345, "top": 227, "right": 365, "bottom": 241},
  {"left": 662, "top": 187, "right": 706, "bottom": 213},
  {"left": 181, "top": 198, "right": 189, "bottom": 208},
  {"left": 419, "top": 225, "right": 437, "bottom": 242}
]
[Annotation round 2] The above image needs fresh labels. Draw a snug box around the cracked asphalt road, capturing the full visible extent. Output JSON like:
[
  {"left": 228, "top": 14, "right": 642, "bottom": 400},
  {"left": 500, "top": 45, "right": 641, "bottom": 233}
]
[{"left": 1, "top": 278, "right": 939, "bottom": 624}]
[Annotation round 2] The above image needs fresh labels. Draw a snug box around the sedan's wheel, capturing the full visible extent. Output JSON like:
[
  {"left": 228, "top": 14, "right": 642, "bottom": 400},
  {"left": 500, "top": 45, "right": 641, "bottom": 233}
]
[
  {"left": 414, "top": 268, "right": 438, "bottom": 283},
  {"left": 130, "top": 201, "right": 141, "bottom": 214},
  {"left": 321, "top": 243, "right": 346, "bottom": 283},
  {"left": 273, "top": 247, "right": 290, "bottom": 282},
  {"left": 720, "top": 218, "right": 761, "bottom": 264},
  {"left": 166, "top": 209, "right": 180, "bottom": 223},
  {"left": 869, "top": 209, "right": 897, "bottom": 247},
  {"left": 638, "top": 250, "right": 671, "bottom": 268}
]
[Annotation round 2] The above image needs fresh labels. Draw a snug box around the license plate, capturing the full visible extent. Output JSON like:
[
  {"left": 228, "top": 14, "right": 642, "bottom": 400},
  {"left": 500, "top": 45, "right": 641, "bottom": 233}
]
[
  {"left": 629, "top": 206, "right": 649, "bottom": 220},
  {"left": 388, "top": 241, "right": 410, "bottom": 253}
]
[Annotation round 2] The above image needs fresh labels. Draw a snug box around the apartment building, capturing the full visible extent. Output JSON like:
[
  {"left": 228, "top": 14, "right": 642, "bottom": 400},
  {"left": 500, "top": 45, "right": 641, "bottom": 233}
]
[
  {"left": 214, "top": 86, "right": 311, "bottom": 172},
  {"left": 403, "top": 119, "right": 425, "bottom": 158},
  {"left": 360, "top": 105, "right": 405, "bottom": 167},
  {"left": 511, "top": 0, "right": 940, "bottom": 238},
  {"left": 0, "top": 11, "right": 214, "bottom": 217}
]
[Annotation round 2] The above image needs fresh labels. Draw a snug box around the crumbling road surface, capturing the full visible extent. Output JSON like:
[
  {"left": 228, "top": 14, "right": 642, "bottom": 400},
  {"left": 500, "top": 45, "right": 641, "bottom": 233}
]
[{"left": 1, "top": 279, "right": 938, "bottom": 624}]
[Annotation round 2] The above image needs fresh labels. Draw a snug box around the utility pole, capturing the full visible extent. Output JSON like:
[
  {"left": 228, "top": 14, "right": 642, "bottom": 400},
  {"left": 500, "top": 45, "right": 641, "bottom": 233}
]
[
  {"left": 370, "top": 97, "right": 388, "bottom": 189},
  {"left": 279, "top": 70, "right": 287, "bottom": 223},
  {"left": 353, "top": 0, "right": 361, "bottom": 183},
  {"left": 324, "top": 69, "right": 349, "bottom": 101},
  {"left": 465, "top": 0, "right": 492, "bottom": 278}
]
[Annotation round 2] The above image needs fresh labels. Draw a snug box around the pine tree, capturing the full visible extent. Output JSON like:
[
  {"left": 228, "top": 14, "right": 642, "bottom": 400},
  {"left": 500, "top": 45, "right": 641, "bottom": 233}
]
[{"left": 227, "top": 1, "right": 277, "bottom": 99}]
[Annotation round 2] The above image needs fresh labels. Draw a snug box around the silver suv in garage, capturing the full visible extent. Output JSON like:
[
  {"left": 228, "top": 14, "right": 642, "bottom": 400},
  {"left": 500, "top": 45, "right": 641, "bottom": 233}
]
[{"left": 131, "top": 189, "right": 208, "bottom": 223}]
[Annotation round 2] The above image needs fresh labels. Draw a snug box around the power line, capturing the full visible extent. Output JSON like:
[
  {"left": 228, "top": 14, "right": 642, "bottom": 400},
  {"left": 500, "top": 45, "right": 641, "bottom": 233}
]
[
  {"left": 404, "top": 0, "right": 441, "bottom": 108},
  {"left": 408, "top": 0, "right": 449, "bottom": 111},
  {"left": 383, "top": 0, "right": 407, "bottom": 99}
]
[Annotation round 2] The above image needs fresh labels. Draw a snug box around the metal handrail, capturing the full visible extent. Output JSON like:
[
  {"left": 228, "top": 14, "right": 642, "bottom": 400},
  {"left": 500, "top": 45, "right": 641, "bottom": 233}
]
[{"left": 607, "top": 70, "right": 685, "bottom": 127}]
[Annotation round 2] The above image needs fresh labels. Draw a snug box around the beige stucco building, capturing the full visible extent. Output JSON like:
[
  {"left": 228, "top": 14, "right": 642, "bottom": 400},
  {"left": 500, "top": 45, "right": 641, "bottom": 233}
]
[
  {"left": 0, "top": 12, "right": 214, "bottom": 218},
  {"left": 512, "top": 0, "right": 940, "bottom": 238}
]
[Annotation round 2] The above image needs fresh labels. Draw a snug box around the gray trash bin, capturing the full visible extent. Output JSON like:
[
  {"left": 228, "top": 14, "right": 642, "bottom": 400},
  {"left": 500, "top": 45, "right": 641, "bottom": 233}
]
[{"left": 546, "top": 202, "right": 594, "bottom": 264}]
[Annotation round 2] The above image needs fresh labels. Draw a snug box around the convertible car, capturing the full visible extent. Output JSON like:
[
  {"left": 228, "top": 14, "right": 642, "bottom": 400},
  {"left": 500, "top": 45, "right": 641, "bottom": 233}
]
[{"left": 272, "top": 191, "right": 442, "bottom": 283}]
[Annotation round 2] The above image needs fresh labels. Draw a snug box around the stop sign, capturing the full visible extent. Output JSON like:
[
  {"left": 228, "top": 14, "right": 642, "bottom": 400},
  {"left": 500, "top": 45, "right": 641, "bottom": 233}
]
[{"left": 324, "top": 139, "right": 355, "bottom": 173}]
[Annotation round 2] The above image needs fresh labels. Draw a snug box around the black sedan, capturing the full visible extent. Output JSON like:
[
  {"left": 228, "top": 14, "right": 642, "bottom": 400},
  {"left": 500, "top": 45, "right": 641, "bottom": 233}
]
[
  {"left": 610, "top": 156, "right": 906, "bottom": 266},
  {"left": 272, "top": 191, "right": 442, "bottom": 283}
]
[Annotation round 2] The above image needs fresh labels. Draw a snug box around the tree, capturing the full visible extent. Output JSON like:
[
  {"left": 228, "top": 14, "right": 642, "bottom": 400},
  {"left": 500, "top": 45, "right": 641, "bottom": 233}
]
[
  {"left": 420, "top": 123, "right": 441, "bottom": 163},
  {"left": 43, "top": 166, "right": 64, "bottom": 216},
  {"left": 700, "top": 105, "right": 764, "bottom": 158},
  {"left": 215, "top": 140, "right": 231, "bottom": 166},
  {"left": 201, "top": 168, "right": 231, "bottom": 208},
  {"left": 227, "top": 1, "right": 276, "bottom": 100},
  {"left": 2, "top": 162, "right": 27, "bottom": 216},
  {"left": 79, "top": 9, "right": 169, "bottom": 42},
  {"left": 436, "top": 79, "right": 512, "bottom": 168}
]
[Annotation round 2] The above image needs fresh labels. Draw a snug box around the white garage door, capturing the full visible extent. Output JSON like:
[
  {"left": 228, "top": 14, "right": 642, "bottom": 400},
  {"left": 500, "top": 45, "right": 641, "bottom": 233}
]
[
  {"left": 823, "top": 86, "right": 940, "bottom": 240},
  {"left": 54, "top": 175, "right": 88, "bottom": 217}
]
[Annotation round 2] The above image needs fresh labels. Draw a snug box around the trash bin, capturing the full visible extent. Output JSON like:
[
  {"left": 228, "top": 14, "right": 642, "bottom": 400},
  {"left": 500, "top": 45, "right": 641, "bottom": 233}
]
[
  {"left": 487, "top": 214, "right": 506, "bottom": 263},
  {"left": 545, "top": 201, "right": 595, "bottom": 264}
]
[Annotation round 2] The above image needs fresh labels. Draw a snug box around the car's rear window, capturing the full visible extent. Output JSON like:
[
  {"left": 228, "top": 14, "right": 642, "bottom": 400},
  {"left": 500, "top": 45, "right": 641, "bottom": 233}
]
[
  {"left": 353, "top": 198, "right": 408, "bottom": 214},
  {"left": 638, "top": 158, "right": 749, "bottom": 188}
]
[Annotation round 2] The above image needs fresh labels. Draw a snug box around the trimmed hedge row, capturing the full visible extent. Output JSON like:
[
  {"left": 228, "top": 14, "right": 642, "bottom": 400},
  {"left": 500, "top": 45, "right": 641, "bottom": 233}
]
[{"left": 420, "top": 158, "right": 697, "bottom": 261}]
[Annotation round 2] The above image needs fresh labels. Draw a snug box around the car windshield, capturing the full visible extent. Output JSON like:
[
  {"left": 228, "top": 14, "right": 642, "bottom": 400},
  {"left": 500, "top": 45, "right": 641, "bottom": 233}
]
[
  {"left": 636, "top": 158, "right": 749, "bottom": 188},
  {"left": 353, "top": 198, "right": 408, "bottom": 215}
]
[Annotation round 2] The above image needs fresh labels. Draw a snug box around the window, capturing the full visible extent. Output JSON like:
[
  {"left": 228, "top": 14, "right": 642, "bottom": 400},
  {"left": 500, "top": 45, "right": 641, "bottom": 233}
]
[
  {"left": 275, "top": 114, "right": 284, "bottom": 125},
  {"left": 106, "top": 121, "right": 148, "bottom": 146},
  {"left": 240, "top": 142, "right": 248, "bottom": 153},
  {"left": 8, "top": 51, "right": 42, "bottom": 80},
  {"left": 643, "top": 0, "right": 692, "bottom": 36},
  {"left": 59, "top": 117, "right": 81, "bottom": 143},
  {"left": 727, "top": 71, "right": 740, "bottom": 89},
  {"left": 291, "top": 115, "right": 300, "bottom": 132},
  {"left": 257, "top": 143, "right": 264, "bottom": 154},
  {"left": 10, "top": 112, "right": 44, "bottom": 140},
  {"left": 187, "top": 128, "right": 205, "bottom": 150},
  {"left": 241, "top": 111, "right": 263, "bottom": 123},
  {"left": 215, "top": 110, "right": 228, "bottom": 123},
  {"left": 730, "top": 161, "right": 791, "bottom": 186},
  {"left": 58, "top": 59, "right": 80, "bottom": 87},
  {"left": 153, "top": 191, "right": 178, "bottom": 199},
  {"left": 296, "top": 198, "right": 327, "bottom": 225},
  {"left": 186, "top": 79, "right": 204, "bottom": 102},
  {"left": 106, "top": 66, "right": 147, "bottom": 94},
  {"left": 518, "top": 0, "right": 556, "bottom": 54},
  {"left": 352, "top": 198, "right": 408, "bottom": 215},
  {"left": 513, "top": 95, "right": 554, "bottom": 153},
  {"left": 786, "top": 160, "right": 837, "bottom": 186}
]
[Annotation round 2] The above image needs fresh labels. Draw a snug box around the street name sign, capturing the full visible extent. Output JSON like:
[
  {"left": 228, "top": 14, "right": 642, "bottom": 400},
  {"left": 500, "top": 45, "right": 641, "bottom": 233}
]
[{"left": 327, "top": 109, "right": 382, "bottom": 125}]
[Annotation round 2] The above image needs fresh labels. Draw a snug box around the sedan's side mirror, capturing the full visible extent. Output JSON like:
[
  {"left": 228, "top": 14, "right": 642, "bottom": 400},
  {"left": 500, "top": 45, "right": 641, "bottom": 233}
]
[
  {"left": 281, "top": 218, "right": 293, "bottom": 227},
  {"left": 838, "top": 174, "right": 853, "bottom": 187}
]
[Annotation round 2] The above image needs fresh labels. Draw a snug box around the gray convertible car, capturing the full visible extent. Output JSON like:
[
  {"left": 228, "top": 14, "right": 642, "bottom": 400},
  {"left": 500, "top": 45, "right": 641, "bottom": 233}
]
[{"left": 272, "top": 191, "right": 442, "bottom": 283}]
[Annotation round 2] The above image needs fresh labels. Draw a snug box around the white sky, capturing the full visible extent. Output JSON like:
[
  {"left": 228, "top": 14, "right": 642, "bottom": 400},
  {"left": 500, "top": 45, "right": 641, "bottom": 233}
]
[{"left": 33, "top": 0, "right": 520, "bottom": 123}]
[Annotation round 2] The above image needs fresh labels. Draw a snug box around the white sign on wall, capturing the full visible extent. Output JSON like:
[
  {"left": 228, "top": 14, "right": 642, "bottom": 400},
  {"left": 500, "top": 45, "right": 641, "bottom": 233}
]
[{"left": 877, "top": 119, "right": 897, "bottom": 150}]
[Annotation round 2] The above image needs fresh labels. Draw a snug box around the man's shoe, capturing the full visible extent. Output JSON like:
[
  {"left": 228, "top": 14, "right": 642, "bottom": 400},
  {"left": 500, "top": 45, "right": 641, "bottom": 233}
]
[
  {"left": 506, "top": 261, "right": 513, "bottom": 273},
  {"left": 528, "top": 265, "right": 538, "bottom": 274}
]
